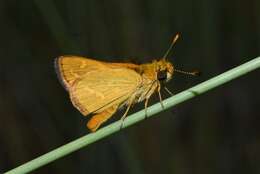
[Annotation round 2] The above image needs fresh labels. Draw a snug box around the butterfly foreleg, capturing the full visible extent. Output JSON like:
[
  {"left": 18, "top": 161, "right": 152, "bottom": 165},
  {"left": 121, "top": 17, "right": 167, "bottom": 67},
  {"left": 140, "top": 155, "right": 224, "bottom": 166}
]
[
  {"left": 164, "top": 86, "right": 174, "bottom": 96},
  {"left": 157, "top": 81, "right": 164, "bottom": 109}
]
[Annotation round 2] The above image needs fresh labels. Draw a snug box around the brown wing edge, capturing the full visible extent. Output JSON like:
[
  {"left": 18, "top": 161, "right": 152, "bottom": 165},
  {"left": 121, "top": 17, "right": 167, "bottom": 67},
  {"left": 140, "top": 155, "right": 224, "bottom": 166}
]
[
  {"left": 54, "top": 57, "right": 90, "bottom": 116},
  {"left": 70, "top": 86, "right": 90, "bottom": 116},
  {"left": 54, "top": 57, "right": 70, "bottom": 91}
]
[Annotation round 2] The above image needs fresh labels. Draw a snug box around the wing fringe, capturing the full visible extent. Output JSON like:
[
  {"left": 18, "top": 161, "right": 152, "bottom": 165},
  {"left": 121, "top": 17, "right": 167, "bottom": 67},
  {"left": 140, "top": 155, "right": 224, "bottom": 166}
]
[{"left": 54, "top": 57, "right": 69, "bottom": 91}]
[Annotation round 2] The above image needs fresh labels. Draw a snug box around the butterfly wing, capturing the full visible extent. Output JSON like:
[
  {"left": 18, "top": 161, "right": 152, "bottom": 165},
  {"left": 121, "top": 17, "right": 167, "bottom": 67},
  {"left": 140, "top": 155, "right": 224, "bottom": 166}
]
[
  {"left": 55, "top": 56, "right": 107, "bottom": 91},
  {"left": 69, "top": 68, "right": 142, "bottom": 116}
]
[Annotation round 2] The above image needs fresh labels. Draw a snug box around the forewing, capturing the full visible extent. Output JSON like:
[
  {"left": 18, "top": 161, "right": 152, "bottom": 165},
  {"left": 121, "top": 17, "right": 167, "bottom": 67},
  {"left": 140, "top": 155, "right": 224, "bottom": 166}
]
[
  {"left": 69, "top": 68, "right": 142, "bottom": 116},
  {"left": 55, "top": 56, "right": 107, "bottom": 90}
]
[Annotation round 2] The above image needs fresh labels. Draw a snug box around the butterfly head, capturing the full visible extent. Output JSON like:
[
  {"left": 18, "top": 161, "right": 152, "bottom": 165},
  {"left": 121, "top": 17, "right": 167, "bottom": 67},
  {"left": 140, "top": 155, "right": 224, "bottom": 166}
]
[{"left": 156, "top": 59, "right": 174, "bottom": 82}]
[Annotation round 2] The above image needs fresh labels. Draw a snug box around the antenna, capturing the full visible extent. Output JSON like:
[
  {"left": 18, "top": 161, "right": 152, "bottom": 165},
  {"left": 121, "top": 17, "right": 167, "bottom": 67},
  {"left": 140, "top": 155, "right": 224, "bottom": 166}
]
[
  {"left": 162, "top": 33, "right": 201, "bottom": 77},
  {"left": 162, "top": 33, "right": 180, "bottom": 59},
  {"left": 174, "top": 69, "right": 201, "bottom": 76}
]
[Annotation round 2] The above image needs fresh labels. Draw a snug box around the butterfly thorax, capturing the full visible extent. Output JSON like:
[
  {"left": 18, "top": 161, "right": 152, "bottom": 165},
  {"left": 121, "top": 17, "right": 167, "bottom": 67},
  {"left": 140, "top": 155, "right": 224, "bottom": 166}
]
[{"left": 124, "top": 59, "right": 174, "bottom": 105}]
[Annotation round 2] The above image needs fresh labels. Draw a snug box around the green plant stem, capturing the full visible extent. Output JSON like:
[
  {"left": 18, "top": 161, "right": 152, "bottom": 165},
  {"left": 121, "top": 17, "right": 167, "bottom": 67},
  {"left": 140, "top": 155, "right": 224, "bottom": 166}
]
[{"left": 5, "top": 57, "right": 260, "bottom": 174}]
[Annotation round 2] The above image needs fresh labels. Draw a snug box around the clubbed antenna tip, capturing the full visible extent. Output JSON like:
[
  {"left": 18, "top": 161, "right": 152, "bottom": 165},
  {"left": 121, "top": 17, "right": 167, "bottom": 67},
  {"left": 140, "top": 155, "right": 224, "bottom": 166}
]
[
  {"left": 192, "top": 70, "right": 201, "bottom": 76},
  {"left": 172, "top": 33, "right": 180, "bottom": 44},
  {"left": 162, "top": 33, "right": 180, "bottom": 59}
]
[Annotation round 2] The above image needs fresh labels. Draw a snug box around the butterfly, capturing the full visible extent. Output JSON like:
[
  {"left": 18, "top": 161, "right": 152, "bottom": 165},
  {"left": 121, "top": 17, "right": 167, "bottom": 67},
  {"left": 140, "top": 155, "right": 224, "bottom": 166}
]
[{"left": 55, "top": 34, "right": 199, "bottom": 131}]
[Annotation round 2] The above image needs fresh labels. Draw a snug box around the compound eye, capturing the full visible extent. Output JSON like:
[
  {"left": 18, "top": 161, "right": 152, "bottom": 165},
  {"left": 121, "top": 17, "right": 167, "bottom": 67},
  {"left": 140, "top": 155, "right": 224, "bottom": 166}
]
[{"left": 157, "top": 70, "right": 167, "bottom": 81}]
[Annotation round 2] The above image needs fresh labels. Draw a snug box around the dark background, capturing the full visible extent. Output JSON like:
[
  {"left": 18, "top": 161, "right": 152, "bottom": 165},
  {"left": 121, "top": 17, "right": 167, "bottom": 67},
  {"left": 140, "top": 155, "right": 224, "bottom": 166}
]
[{"left": 1, "top": 0, "right": 260, "bottom": 173}]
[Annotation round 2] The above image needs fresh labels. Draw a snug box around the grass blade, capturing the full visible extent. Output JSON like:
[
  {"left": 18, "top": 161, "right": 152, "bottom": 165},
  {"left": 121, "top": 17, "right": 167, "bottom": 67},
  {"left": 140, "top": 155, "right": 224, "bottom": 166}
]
[{"left": 5, "top": 57, "right": 260, "bottom": 174}]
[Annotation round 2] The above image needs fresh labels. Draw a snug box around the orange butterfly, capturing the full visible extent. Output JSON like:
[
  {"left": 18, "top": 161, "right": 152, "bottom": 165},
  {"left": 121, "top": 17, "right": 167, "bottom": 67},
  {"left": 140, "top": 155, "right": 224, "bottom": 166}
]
[{"left": 55, "top": 34, "right": 199, "bottom": 131}]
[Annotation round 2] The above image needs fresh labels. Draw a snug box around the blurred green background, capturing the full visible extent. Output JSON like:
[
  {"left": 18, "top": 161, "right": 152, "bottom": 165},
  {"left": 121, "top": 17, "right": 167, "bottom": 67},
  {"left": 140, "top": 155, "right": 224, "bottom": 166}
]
[{"left": 1, "top": 0, "right": 260, "bottom": 173}]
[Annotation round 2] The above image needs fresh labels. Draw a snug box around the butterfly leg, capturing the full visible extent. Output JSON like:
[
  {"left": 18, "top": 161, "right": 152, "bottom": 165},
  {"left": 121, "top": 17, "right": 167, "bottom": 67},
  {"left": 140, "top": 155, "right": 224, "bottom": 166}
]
[
  {"left": 87, "top": 105, "right": 118, "bottom": 132},
  {"left": 144, "top": 98, "right": 149, "bottom": 118},
  {"left": 120, "top": 99, "right": 134, "bottom": 129},
  {"left": 164, "top": 86, "right": 174, "bottom": 96},
  {"left": 157, "top": 82, "right": 164, "bottom": 109}
]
